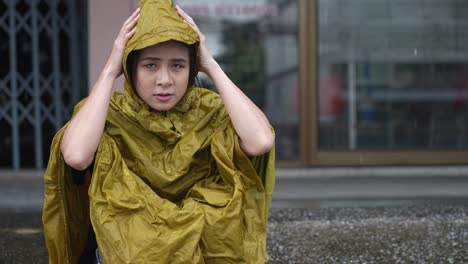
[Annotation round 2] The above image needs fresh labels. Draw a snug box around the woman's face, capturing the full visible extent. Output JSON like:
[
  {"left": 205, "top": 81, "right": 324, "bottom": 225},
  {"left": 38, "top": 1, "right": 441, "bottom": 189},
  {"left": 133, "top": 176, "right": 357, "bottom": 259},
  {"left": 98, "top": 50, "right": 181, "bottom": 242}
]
[{"left": 134, "top": 41, "right": 190, "bottom": 111}]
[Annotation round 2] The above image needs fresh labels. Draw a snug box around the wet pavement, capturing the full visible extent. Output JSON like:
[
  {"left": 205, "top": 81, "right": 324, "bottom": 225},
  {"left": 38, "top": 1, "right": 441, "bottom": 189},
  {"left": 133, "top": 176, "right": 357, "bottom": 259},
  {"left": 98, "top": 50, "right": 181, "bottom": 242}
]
[
  {"left": 0, "top": 210, "right": 46, "bottom": 264},
  {"left": 268, "top": 201, "right": 468, "bottom": 263},
  {"left": 2, "top": 200, "right": 468, "bottom": 263}
]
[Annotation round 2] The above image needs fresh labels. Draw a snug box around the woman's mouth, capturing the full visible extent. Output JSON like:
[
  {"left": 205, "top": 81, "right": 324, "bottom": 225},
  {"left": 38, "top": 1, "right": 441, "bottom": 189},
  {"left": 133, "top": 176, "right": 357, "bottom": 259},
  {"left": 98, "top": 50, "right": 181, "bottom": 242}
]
[{"left": 154, "top": 93, "right": 173, "bottom": 102}]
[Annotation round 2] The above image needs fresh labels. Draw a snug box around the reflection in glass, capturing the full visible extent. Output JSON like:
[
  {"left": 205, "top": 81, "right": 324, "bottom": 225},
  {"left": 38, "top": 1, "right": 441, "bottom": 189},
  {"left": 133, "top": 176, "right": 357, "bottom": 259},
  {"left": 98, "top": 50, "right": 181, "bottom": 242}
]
[
  {"left": 318, "top": 0, "right": 468, "bottom": 150},
  {"left": 176, "top": 0, "right": 299, "bottom": 160}
]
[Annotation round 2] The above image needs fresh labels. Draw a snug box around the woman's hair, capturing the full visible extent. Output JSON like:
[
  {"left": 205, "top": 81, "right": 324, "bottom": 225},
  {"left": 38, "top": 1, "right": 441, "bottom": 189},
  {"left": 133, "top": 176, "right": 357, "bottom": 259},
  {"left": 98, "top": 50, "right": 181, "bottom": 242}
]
[{"left": 126, "top": 41, "right": 198, "bottom": 89}]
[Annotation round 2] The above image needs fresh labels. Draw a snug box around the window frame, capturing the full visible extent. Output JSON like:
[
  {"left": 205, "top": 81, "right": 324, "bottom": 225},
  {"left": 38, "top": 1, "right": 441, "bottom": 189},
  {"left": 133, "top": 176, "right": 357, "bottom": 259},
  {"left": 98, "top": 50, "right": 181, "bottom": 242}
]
[{"left": 301, "top": 0, "right": 468, "bottom": 166}]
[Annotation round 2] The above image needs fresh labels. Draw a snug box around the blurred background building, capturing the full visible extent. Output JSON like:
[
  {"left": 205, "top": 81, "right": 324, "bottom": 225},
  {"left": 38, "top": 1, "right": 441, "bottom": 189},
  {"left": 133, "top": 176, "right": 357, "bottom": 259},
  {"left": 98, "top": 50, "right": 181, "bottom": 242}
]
[{"left": 2, "top": 0, "right": 468, "bottom": 200}]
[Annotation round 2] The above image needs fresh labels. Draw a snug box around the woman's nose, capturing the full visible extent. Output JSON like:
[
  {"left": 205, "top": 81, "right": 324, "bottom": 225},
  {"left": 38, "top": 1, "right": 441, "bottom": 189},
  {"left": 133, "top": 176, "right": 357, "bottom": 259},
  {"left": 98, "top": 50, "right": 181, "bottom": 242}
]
[{"left": 156, "top": 67, "right": 172, "bottom": 87}]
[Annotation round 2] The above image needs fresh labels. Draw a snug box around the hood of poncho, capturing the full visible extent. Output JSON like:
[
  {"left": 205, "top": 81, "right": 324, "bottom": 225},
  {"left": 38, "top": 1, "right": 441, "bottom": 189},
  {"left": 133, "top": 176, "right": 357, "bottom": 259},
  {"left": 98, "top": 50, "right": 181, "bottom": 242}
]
[{"left": 123, "top": 0, "right": 200, "bottom": 107}]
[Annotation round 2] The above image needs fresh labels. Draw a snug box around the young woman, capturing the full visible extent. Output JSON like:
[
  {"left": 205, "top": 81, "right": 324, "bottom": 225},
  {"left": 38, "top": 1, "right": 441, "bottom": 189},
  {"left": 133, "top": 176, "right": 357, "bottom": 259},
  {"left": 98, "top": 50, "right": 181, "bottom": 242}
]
[{"left": 43, "top": 1, "right": 275, "bottom": 263}]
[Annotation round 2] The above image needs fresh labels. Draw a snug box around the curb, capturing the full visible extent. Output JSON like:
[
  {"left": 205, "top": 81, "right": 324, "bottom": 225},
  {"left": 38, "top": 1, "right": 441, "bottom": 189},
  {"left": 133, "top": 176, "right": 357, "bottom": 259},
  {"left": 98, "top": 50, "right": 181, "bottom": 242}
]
[{"left": 2, "top": 167, "right": 468, "bottom": 211}]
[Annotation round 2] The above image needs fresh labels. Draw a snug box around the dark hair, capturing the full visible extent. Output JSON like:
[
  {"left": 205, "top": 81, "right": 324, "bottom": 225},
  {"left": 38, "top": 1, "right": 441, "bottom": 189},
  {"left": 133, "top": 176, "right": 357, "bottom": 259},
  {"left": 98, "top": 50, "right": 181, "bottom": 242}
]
[{"left": 126, "top": 41, "right": 198, "bottom": 90}]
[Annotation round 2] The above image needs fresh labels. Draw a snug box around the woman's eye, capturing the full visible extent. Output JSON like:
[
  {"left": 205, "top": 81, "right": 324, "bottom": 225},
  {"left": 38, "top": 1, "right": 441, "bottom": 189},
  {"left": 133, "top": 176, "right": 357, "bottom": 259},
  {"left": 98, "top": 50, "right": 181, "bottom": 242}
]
[
  {"left": 173, "top": 64, "right": 184, "bottom": 69},
  {"left": 145, "top": 64, "right": 156, "bottom": 69}
]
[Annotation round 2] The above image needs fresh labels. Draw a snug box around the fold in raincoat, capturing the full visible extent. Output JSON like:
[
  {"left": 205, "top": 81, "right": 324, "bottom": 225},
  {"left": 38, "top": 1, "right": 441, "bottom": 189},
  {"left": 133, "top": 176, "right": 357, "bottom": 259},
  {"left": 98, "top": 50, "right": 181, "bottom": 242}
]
[{"left": 42, "top": 0, "right": 275, "bottom": 263}]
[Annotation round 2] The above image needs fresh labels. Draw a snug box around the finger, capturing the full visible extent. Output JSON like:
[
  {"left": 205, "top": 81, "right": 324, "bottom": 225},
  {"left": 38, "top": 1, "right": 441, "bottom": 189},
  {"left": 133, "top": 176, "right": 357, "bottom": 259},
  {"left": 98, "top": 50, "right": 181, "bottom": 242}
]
[
  {"left": 119, "top": 12, "right": 139, "bottom": 37},
  {"left": 124, "top": 8, "right": 140, "bottom": 25},
  {"left": 175, "top": 5, "right": 193, "bottom": 23},
  {"left": 126, "top": 12, "right": 140, "bottom": 29},
  {"left": 181, "top": 18, "right": 201, "bottom": 36},
  {"left": 116, "top": 13, "right": 138, "bottom": 43},
  {"left": 176, "top": 6, "right": 201, "bottom": 34},
  {"left": 124, "top": 8, "right": 140, "bottom": 26},
  {"left": 175, "top": 5, "right": 185, "bottom": 16},
  {"left": 125, "top": 26, "right": 137, "bottom": 39}
]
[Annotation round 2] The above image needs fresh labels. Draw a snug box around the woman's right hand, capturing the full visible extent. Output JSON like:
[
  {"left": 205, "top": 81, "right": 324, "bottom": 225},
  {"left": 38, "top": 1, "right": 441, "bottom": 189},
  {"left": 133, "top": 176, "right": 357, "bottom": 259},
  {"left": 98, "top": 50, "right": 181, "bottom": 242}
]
[
  {"left": 104, "top": 8, "right": 140, "bottom": 78},
  {"left": 61, "top": 8, "right": 140, "bottom": 171}
]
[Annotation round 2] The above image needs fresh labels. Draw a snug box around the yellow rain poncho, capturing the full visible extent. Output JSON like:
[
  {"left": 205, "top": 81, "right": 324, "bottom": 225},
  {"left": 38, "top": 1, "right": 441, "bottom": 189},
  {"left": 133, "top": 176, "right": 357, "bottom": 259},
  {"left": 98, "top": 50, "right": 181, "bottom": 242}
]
[{"left": 42, "top": 0, "right": 275, "bottom": 263}]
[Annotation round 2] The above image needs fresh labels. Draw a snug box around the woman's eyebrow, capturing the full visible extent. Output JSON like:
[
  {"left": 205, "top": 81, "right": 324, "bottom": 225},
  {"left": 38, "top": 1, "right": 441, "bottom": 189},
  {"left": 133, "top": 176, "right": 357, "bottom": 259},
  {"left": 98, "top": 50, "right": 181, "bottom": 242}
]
[
  {"left": 139, "top": 57, "right": 187, "bottom": 62},
  {"left": 139, "top": 56, "right": 162, "bottom": 61},
  {"left": 171, "top": 58, "right": 188, "bottom": 63}
]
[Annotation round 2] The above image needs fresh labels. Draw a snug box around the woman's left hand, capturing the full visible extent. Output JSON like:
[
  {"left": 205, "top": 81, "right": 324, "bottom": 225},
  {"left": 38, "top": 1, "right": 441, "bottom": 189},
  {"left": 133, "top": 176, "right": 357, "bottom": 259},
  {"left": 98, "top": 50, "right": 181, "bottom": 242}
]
[
  {"left": 176, "top": 5, "right": 274, "bottom": 156},
  {"left": 176, "top": 5, "right": 218, "bottom": 73}
]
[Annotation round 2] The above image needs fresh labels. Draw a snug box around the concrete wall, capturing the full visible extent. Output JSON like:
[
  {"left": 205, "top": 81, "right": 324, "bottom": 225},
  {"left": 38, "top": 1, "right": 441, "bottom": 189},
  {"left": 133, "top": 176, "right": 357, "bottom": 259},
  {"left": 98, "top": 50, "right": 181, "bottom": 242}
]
[{"left": 88, "top": 0, "right": 139, "bottom": 92}]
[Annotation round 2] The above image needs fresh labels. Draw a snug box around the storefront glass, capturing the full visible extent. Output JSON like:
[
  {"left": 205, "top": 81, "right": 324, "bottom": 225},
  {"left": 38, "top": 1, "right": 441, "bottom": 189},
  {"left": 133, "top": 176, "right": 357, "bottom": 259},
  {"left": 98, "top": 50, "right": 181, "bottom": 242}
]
[
  {"left": 318, "top": 0, "right": 468, "bottom": 151},
  {"left": 176, "top": 0, "right": 299, "bottom": 160}
]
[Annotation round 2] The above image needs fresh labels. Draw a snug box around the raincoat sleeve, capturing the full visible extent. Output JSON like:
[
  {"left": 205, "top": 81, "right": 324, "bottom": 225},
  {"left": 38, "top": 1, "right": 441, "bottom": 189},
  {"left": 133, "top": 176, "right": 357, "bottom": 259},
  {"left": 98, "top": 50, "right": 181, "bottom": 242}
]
[
  {"left": 250, "top": 144, "right": 276, "bottom": 218},
  {"left": 232, "top": 132, "right": 276, "bottom": 219},
  {"left": 42, "top": 99, "right": 93, "bottom": 264},
  {"left": 213, "top": 106, "right": 276, "bottom": 220}
]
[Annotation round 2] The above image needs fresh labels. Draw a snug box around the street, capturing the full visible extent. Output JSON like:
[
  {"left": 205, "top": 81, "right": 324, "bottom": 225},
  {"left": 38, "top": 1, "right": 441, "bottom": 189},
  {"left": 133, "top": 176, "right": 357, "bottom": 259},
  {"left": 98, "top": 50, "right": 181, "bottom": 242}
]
[{"left": 2, "top": 200, "right": 468, "bottom": 263}]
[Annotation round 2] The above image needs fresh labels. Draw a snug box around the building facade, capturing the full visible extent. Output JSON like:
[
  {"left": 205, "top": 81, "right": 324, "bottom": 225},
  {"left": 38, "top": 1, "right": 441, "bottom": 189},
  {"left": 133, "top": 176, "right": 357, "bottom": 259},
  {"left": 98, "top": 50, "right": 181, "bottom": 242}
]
[{"left": 2, "top": 0, "right": 468, "bottom": 171}]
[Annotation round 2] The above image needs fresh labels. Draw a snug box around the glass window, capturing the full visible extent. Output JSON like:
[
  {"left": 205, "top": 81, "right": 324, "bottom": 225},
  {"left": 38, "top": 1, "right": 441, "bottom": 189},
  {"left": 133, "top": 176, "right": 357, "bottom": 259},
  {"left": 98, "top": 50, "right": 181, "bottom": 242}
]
[
  {"left": 176, "top": 0, "right": 299, "bottom": 160},
  {"left": 318, "top": 0, "right": 468, "bottom": 151}
]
